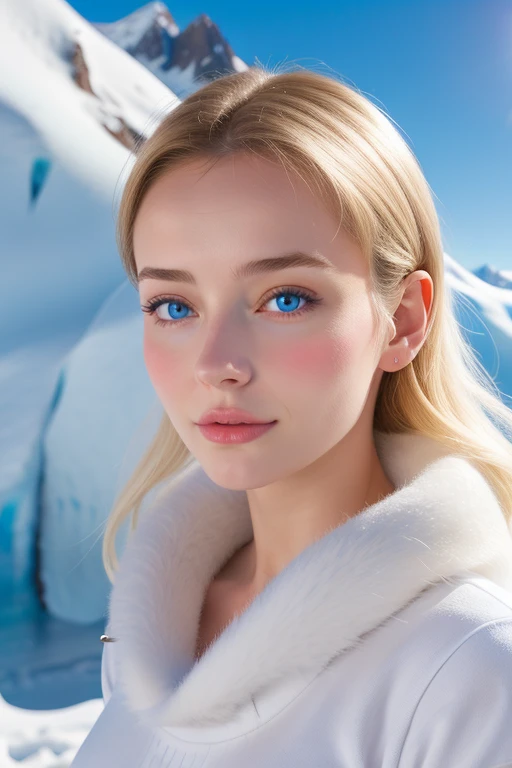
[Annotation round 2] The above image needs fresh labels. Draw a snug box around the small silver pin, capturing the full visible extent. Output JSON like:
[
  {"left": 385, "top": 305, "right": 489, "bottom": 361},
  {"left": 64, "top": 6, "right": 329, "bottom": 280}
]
[{"left": 100, "top": 634, "right": 117, "bottom": 643}]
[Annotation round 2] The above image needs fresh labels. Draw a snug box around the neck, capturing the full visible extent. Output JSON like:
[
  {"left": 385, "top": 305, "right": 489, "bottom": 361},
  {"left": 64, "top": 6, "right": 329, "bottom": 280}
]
[{"left": 219, "top": 427, "right": 396, "bottom": 598}]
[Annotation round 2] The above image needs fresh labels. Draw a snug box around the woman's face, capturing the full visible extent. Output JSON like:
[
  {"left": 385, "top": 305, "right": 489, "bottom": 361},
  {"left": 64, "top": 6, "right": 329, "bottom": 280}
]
[{"left": 133, "top": 152, "right": 387, "bottom": 489}]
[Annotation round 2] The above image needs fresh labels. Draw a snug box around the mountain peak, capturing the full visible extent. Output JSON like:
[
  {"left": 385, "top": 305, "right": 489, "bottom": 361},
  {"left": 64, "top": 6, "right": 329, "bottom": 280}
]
[
  {"left": 93, "top": 2, "right": 179, "bottom": 54},
  {"left": 95, "top": 2, "right": 247, "bottom": 97}
]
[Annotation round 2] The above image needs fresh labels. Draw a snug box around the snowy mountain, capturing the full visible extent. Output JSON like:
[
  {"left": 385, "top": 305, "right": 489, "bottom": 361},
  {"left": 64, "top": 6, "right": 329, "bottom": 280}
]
[
  {"left": 473, "top": 263, "right": 512, "bottom": 291},
  {"left": 444, "top": 253, "right": 512, "bottom": 392},
  {"left": 94, "top": 2, "right": 248, "bottom": 99}
]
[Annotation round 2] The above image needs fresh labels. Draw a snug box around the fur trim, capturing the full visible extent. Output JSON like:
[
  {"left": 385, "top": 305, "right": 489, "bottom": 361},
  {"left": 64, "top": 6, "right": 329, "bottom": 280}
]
[{"left": 107, "top": 430, "right": 512, "bottom": 728}]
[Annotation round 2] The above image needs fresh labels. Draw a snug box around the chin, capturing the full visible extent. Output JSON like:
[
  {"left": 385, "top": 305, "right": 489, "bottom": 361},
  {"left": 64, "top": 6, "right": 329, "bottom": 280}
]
[{"left": 198, "top": 457, "right": 278, "bottom": 492}]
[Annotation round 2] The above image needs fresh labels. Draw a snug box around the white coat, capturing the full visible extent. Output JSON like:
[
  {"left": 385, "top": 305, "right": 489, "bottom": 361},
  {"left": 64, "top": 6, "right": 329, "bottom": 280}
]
[{"left": 71, "top": 430, "right": 512, "bottom": 767}]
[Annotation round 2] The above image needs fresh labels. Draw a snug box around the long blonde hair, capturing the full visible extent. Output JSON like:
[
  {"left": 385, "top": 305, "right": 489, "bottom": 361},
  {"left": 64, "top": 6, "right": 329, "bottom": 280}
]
[{"left": 103, "top": 63, "right": 512, "bottom": 584}]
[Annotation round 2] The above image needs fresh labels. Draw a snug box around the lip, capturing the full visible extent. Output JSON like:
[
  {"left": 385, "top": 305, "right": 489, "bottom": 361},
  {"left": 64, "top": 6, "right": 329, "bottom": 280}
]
[
  {"left": 197, "top": 421, "right": 277, "bottom": 444},
  {"left": 196, "top": 407, "right": 275, "bottom": 425}
]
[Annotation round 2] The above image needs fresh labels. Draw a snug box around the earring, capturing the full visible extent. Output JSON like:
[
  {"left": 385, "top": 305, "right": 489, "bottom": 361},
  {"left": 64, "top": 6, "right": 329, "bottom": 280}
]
[{"left": 393, "top": 357, "right": 398, "bottom": 364}]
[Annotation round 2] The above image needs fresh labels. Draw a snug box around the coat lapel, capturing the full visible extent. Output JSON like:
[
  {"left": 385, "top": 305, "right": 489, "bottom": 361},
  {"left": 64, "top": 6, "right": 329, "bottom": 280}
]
[{"left": 107, "top": 429, "right": 512, "bottom": 728}]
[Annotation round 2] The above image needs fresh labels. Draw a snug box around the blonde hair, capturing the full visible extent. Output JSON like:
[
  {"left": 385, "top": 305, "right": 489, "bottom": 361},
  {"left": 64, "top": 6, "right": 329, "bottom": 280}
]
[{"left": 103, "top": 63, "right": 512, "bottom": 584}]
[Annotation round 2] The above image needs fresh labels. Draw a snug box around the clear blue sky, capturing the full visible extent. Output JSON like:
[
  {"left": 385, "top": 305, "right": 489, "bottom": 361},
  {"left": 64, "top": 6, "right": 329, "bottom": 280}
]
[{"left": 70, "top": 0, "right": 512, "bottom": 271}]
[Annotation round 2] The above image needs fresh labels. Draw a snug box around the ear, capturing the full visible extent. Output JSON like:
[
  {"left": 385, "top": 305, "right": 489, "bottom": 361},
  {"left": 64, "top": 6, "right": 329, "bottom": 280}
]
[{"left": 378, "top": 270, "right": 433, "bottom": 373}]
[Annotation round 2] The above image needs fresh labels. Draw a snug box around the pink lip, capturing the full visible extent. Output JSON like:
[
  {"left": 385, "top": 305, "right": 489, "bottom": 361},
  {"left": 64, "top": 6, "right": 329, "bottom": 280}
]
[
  {"left": 196, "top": 407, "right": 274, "bottom": 425},
  {"left": 197, "top": 421, "right": 277, "bottom": 444}
]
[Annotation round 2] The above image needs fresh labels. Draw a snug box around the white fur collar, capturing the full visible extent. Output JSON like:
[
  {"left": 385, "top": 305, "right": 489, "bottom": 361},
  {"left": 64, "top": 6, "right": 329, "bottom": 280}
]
[{"left": 107, "top": 429, "right": 512, "bottom": 729}]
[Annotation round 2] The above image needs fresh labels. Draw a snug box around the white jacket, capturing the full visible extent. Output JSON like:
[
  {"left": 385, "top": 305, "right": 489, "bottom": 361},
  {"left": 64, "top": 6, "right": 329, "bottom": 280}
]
[{"left": 71, "top": 430, "right": 512, "bottom": 767}]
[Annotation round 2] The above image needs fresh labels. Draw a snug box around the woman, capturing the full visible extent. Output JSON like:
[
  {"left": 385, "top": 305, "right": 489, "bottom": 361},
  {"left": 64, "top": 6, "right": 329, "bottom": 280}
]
[{"left": 71, "top": 65, "right": 512, "bottom": 767}]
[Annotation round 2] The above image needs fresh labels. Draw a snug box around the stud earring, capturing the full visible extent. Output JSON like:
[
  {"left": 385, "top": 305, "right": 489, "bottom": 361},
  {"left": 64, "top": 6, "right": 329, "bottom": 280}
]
[{"left": 393, "top": 357, "right": 398, "bottom": 364}]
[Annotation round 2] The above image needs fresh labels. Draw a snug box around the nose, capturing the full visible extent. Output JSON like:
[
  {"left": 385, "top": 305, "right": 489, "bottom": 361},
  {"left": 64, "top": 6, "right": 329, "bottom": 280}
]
[{"left": 194, "top": 308, "right": 253, "bottom": 388}]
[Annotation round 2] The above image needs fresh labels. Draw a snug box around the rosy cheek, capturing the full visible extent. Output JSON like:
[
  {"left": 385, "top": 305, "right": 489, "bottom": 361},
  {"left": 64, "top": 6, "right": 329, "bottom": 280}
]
[
  {"left": 143, "top": 337, "right": 184, "bottom": 397},
  {"left": 144, "top": 338, "right": 165, "bottom": 379},
  {"left": 267, "top": 335, "right": 352, "bottom": 379}
]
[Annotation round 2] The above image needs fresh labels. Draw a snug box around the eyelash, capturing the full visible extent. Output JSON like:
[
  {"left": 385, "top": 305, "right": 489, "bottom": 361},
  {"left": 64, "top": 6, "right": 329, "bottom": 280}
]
[{"left": 140, "top": 286, "right": 323, "bottom": 329}]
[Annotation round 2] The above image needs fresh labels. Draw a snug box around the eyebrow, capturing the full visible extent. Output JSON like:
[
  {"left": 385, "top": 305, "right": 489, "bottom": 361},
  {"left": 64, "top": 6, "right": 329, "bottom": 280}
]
[{"left": 137, "top": 251, "right": 338, "bottom": 285}]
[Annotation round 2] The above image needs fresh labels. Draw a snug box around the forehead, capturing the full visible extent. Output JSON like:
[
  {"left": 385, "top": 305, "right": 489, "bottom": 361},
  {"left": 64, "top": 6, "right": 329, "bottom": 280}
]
[
  {"left": 136, "top": 152, "right": 318, "bottom": 214},
  {"left": 133, "top": 153, "right": 368, "bottom": 284}
]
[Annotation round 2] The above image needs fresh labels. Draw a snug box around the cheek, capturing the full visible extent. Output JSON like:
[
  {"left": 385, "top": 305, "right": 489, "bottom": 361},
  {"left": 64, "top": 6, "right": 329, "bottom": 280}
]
[
  {"left": 266, "top": 333, "right": 355, "bottom": 382},
  {"left": 144, "top": 338, "right": 168, "bottom": 382},
  {"left": 143, "top": 336, "right": 185, "bottom": 402}
]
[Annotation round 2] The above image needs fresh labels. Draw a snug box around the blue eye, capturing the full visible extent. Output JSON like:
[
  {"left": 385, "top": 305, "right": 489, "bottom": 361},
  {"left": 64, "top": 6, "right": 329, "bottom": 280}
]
[
  {"left": 141, "top": 286, "right": 323, "bottom": 329},
  {"left": 164, "top": 301, "right": 191, "bottom": 321}
]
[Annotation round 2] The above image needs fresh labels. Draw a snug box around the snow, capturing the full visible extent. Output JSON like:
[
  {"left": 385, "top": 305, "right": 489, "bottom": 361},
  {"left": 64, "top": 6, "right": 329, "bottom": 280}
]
[
  {"left": 445, "top": 252, "right": 512, "bottom": 391},
  {"left": 232, "top": 55, "right": 249, "bottom": 73},
  {"left": 138, "top": 54, "right": 201, "bottom": 99},
  {"left": 0, "top": 693, "right": 103, "bottom": 766},
  {"left": 94, "top": 2, "right": 180, "bottom": 51},
  {"left": 473, "top": 263, "right": 512, "bottom": 291},
  {"left": 0, "top": 592, "right": 107, "bottom": 762}
]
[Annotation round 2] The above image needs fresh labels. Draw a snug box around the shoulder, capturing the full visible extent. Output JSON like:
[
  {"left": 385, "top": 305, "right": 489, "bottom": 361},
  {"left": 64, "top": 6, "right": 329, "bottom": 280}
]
[{"left": 396, "top": 576, "right": 512, "bottom": 767}]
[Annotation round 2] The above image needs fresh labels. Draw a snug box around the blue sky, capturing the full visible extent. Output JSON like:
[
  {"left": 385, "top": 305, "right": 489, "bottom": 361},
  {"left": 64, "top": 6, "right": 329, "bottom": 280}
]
[{"left": 69, "top": 0, "right": 512, "bottom": 272}]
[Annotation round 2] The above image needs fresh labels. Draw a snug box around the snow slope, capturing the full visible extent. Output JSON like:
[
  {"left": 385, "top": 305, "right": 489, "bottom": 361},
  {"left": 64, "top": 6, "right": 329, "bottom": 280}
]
[
  {"left": 0, "top": 0, "right": 178, "bottom": 599},
  {"left": 0, "top": 692, "right": 102, "bottom": 767},
  {"left": 446, "top": 252, "right": 512, "bottom": 395}
]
